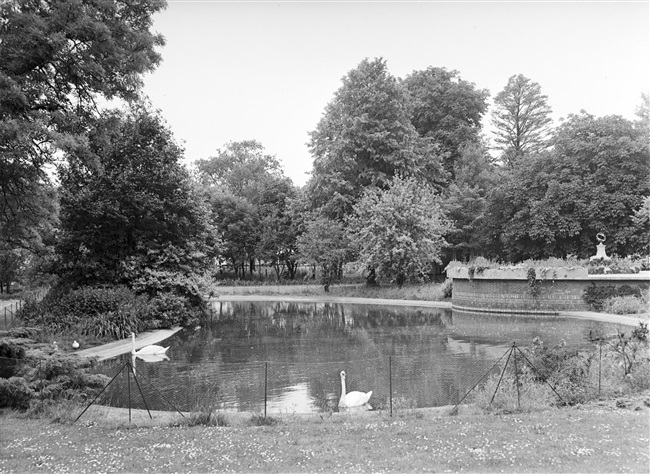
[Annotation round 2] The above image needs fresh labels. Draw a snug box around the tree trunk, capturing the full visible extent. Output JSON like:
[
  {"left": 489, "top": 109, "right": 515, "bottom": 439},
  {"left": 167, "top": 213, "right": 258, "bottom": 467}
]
[
  {"left": 273, "top": 262, "right": 282, "bottom": 280},
  {"left": 366, "top": 267, "right": 377, "bottom": 286},
  {"left": 285, "top": 259, "right": 298, "bottom": 280}
]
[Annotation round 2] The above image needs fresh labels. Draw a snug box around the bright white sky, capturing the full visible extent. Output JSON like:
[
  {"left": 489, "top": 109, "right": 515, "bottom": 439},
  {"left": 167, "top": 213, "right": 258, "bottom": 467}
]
[{"left": 142, "top": 0, "right": 650, "bottom": 187}]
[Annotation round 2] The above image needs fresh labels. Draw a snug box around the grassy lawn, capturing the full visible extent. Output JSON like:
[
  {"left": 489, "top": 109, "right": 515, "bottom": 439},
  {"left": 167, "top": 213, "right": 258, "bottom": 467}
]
[{"left": 1, "top": 398, "right": 648, "bottom": 473}]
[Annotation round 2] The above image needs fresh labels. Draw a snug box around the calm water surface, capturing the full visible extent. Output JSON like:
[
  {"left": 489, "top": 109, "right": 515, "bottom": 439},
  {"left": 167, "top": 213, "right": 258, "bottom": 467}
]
[{"left": 97, "top": 301, "right": 625, "bottom": 414}]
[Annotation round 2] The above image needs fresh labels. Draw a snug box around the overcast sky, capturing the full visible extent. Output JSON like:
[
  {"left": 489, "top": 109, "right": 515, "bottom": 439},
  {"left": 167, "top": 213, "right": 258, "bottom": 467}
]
[{"left": 141, "top": 1, "right": 650, "bottom": 186}]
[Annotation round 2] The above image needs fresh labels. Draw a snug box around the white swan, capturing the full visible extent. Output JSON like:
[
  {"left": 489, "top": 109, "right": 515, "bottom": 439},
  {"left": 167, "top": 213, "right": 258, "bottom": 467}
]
[
  {"left": 131, "top": 332, "right": 169, "bottom": 356},
  {"left": 338, "top": 371, "right": 372, "bottom": 409},
  {"left": 72, "top": 340, "right": 80, "bottom": 349}
]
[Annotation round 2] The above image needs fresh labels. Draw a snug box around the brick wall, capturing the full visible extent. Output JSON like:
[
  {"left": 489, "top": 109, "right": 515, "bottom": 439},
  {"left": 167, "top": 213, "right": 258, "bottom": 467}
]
[{"left": 451, "top": 277, "right": 649, "bottom": 314}]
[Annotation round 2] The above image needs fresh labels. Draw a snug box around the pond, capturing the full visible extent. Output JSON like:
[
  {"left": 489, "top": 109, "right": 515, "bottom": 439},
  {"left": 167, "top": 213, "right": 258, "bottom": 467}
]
[{"left": 95, "top": 301, "right": 625, "bottom": 415}]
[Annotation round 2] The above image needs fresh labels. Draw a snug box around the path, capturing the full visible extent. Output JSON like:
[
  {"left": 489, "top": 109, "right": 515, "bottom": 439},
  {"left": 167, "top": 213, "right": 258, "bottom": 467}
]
[
  {"left": 561, "top": 310, "right": 648, "bottom": 327},
  {"left": 74, "top": 328, "right": 182, "bottom": 361}
]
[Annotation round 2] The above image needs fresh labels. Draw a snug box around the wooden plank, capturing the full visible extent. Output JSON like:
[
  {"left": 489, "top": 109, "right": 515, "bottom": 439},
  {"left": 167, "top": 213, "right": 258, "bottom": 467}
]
[{"left": 74, "top": 327, "right": 183, "bottom": 361}]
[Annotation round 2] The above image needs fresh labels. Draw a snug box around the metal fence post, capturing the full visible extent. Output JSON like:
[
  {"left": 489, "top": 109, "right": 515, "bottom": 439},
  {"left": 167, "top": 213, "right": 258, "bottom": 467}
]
[
  {"left": 127, "top": 361, "right": 132, "bottom": 423},
  {"left": 598, "top": 341, "right": 602, "bottom": 396},
  {"left": 389, "top": 355, "right": 393, "bottom": 417},
  {"left": 264, "top": 362, "right": 268, "bottom": 418},
  {"left": 513, "top": 343, "right": 521, "bottom": 410}
]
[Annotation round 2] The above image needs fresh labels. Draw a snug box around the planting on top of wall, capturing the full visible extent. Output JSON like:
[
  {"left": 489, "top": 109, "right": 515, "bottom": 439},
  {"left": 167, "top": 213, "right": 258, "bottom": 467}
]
[{"left": 446, "top": 257, "right": 588, "bottom": 281}]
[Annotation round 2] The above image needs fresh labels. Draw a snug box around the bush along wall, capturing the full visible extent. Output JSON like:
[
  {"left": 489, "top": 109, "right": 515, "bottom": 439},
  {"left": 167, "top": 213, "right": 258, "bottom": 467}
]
[{"left": 582, "top": 283, "right": 649, "bottom": 311}]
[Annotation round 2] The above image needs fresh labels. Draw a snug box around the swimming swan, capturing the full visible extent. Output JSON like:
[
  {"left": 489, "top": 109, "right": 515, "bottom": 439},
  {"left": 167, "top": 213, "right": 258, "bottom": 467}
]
[
  {"left": 131, "top": 332, "right": 169, "bottom": 356},
  {"left": 338, "top": 370, "right": 372, "bottom": 409}
]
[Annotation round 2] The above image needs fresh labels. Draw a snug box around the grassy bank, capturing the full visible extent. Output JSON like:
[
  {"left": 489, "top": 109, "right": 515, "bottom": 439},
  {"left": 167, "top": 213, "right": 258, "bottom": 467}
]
[
  {"left": 213, "top": 282, "right": 448, "bottom": 301},
  {"left": 1, "top": 397, "right": 648, "bottom": 473}
]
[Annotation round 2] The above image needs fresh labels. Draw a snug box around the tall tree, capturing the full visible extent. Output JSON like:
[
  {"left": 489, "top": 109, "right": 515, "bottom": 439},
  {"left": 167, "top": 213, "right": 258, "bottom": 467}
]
[
  {"left": 402, "top": 67, "right": 489, "bottom": 177},
  {"left": 57, "top": 107, "right": 216, "bottom": 287},
  {"left": 491, "top": 74, "right": 553, "bottom": 167},
  {"left": 442, "top": 141, "right": 499, "bottom": 261},
  {"left": 207, "top": 192, "right": 258, "bottom": 279},
  {"left": 1, "top": 0, "right": 166, "bottom": 286},
  {"left": 296, "top": 216, "right": 351, "bottom": 292},
  {"left": 307, "top": 58, "right": 445, "bottom": 221},
  {"left": 196, "top": 140, "right": 299, "bottom": 277},
  {"left": 256, "top": 177, "right": 300, "bottom": 280},
  {"left": 348, "top": 176, "right": 450, "bottom": 287}
]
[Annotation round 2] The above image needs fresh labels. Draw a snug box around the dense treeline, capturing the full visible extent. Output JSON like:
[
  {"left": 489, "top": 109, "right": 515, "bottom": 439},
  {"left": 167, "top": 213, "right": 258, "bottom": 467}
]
[{"left": 1, "top": 1, "right": 648, "bottom": 307}]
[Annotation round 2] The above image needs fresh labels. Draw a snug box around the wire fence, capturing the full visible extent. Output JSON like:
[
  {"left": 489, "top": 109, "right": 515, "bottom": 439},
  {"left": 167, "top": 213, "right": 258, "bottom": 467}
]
[
  {"left": 2, "top": 336, "right": 645, "bottom": 423},
  {"left": 0, "top": 289, "right": 48, "bottom": 330},
  {"left": 0, "top": 300, "right": 23, "bottom": 330}
]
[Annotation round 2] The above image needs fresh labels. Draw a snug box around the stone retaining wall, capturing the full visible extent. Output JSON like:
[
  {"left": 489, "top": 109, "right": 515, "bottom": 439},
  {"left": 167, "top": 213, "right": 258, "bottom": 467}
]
[{"left": 451, "top": 272, "right": 649, "bottom": 314}]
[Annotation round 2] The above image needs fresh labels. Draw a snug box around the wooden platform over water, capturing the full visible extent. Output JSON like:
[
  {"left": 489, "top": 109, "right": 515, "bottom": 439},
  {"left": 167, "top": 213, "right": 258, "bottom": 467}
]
[{"left": 74, "top": 327, "right": 182, "bottom": 361}]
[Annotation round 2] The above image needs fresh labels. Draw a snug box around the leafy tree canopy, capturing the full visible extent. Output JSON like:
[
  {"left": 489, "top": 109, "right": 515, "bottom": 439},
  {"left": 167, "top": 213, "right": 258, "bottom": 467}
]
[
  {"left": 195, "top": 140, "right": 284, "bottom": 201},
  {"left": 1, "top": 0, "right": 165, "bottom": 171},
  {"left": 196, "top": 140, "right": 301, "bottom": 278},
  {"left": 207, "top": 191, "right": 258, "bottom": 278},
  {"left": 307, "top": 58, "right": 445, "bottom": 221},
  {"left": 442, "top": 141, "right": 500, "bottom": 261},
  {"left": 348, "top": 176, "right": 451, "bottom": 286},
  {"left": 255, "top": 177, "right": 300, "bottom": 279},
  {"left": 56, "top": 106, "right": 216, "bottom": 287},
  {"left": 402, "top": 67, "right": 489, "bottom": 177},
  {"left": 483, "top": 112, "right": 650, "bottom": 260},
  {"left": 296, "top": 216, "right": 351, "bottom": 291},
  {"left": 1, "top": 0, "right": 166, "bottom": 287}
]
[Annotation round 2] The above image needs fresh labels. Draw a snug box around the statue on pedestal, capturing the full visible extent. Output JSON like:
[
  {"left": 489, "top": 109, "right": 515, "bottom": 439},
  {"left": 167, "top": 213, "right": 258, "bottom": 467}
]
[{"left": 589, "top": 233, "right": 611, "bottom": 262}]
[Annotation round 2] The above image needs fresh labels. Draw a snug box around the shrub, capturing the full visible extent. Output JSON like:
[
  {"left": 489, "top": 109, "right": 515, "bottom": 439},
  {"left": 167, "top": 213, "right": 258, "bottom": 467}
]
[
  {"left": 441, "top": 279, "right": 453, "bottom": 298},
  {"left": 187, "top": 402, "right": 228, "bottom": 427},
  {"left": 77, "top": 307, "right": 147, "bottom": 340},
  {"left": 583, "top": 283, "right": 648, "bottom": 311},
  {"left": 0, "top": 377, "right": 35, "bottom": 410},
  {"left": 3, "top": 353, "right": 111, "bottom": 410},
  {"left": 468, "top": 371, "right": 556, "bottom": 413},
  {"left": 131, "top": 269, "right": 206, "bottom": 310},
  {"left": 18, "top": 283, "right": 204, "bottom": 340},
  {"left": 18, "top": 286, "right": 146, "bottom": 336},
  {"left": 143, "top": 292, "right": 201, "bottom": 329},
  {"left": 601, "top": 295, "right": 648, "bottom": 315},
  {"left": 0, "top": 340, "right": 26, "bottom": 359},
  {"left": 588, "top": 256, "right": 645, "bottom": 275},
  {"left": 522, "top": 338, "right": 593, "bottom": 405}
]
